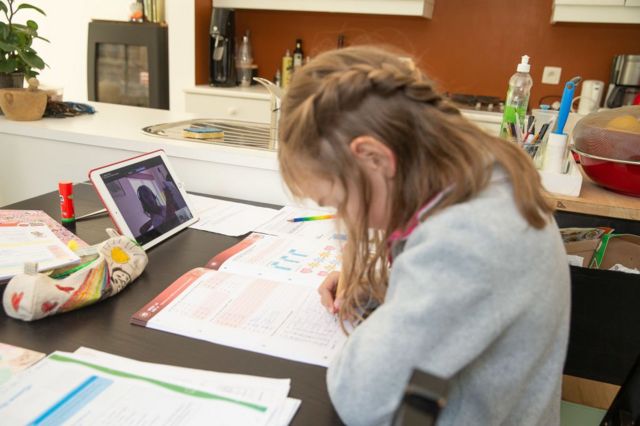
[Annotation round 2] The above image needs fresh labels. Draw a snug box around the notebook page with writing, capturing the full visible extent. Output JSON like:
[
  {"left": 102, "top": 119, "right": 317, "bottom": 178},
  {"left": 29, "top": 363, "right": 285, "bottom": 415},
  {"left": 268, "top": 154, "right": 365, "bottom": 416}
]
[{"left": 132, "top": 268, "right": 348, "bottom": 367}]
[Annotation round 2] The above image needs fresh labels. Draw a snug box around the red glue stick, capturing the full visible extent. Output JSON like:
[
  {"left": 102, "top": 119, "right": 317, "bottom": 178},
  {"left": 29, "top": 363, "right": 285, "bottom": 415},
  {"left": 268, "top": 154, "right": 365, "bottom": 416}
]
[{"left": 58, "top": 181, "right": 75, "bottom": 223}]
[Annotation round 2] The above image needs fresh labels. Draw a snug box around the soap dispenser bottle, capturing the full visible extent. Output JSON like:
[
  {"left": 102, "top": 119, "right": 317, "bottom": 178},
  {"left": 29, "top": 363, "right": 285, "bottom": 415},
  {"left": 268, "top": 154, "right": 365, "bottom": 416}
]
[{"left": 500, "top": 55, "right": 533, "bottom": 143}]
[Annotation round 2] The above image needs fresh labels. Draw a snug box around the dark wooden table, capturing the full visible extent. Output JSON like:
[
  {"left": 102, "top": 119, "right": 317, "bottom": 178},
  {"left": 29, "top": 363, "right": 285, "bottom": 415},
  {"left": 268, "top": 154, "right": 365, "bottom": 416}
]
[{"left": 0, "top": 183, "right": 341, "bottom": 425}]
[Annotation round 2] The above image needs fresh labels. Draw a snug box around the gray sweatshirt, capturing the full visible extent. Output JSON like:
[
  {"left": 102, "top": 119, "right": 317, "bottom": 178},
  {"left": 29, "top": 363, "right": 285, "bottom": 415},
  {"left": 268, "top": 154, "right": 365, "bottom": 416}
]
[{"left": 327, "top": 177, "right": 571, "bottom": 425}]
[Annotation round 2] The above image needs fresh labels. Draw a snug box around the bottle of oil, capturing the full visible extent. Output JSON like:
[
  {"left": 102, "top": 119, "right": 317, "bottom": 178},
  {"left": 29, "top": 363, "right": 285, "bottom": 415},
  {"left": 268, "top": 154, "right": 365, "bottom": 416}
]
[
  {"left": 293, "top": 39, "right": 304, "bottom": 72},
  {"left": 282, "top": 49, "right": 293, "bottom": 89},
  {"left": 500, "top": 55, "right": 533, "bottom": 143}
]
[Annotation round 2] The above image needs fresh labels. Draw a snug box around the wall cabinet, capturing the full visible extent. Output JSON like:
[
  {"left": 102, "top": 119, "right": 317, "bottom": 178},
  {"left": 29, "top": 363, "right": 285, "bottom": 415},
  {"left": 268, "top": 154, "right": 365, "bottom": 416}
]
[
  {"left": 212, "top": 0, "right": 435, "bottom": 18},
  {"left": 552, "top": 0, "right": 640, "bottom": 23}
]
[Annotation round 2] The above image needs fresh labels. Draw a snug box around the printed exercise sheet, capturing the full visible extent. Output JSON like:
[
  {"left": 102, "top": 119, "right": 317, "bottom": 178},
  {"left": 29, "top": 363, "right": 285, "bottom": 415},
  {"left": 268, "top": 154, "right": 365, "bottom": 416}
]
[
  {"left": 206, "top": 233, "right": 342, "bottom": 286},
  {"left": 0, "top": 225, "right": 80, "bottom": 280},
  {"left": 0, "top": 349, "right": 293, "bottom": 426},
  {"left": 254, "top": 206, "right": 345, "bottom": 241},
  {"left": 188, "top": 194, "right": 279, "bottom": 237},
  {"left": 132, "top": 268, "right": 349, "bottom": 367}
]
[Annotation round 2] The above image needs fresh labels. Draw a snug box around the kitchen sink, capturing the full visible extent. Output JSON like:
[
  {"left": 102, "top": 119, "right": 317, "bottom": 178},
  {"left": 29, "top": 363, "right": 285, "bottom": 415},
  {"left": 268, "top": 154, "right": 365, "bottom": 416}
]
[{"left": 142, "top": 119, "right": 275, "bottom": 151}]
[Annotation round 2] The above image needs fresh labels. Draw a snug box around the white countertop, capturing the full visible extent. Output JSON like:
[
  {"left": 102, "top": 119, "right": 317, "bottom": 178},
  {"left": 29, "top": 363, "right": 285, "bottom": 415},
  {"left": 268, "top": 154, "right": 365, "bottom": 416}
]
[{"left": 0, "top": 102, "right": 278, "bottom": 171}]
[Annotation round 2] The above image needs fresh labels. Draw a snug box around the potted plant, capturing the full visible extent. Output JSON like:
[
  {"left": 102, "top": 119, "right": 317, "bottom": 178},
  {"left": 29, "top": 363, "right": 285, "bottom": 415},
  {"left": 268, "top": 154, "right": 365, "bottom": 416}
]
[{"left": 0, "top": 0, "right": 47, "bottom": 89}]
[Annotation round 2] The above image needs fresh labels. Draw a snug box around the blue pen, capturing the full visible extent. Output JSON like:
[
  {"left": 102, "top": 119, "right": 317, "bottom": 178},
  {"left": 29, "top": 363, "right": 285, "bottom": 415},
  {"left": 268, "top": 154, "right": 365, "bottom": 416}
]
[{"left": 554, "top": 76, "right": 582, "bottom": 135}]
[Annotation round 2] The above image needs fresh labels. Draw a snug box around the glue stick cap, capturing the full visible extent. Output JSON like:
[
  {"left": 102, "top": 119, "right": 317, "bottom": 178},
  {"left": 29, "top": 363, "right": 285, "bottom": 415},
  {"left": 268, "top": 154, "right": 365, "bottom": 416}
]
[{"left": 517, "top": 55, "right": 531, "bottom": 73}]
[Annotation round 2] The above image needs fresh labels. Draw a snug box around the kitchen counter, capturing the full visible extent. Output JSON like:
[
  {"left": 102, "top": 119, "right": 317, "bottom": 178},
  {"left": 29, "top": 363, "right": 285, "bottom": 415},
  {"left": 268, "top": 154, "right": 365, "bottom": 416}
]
[
  {"left": 0, "top": 102, "right": 285, "bottom": 207},
  {"left": 545, "top": 170, "right": 640, "bottom": 221},
  {"left": 3, "top": 101, "right": 637, "bottom": 219}
]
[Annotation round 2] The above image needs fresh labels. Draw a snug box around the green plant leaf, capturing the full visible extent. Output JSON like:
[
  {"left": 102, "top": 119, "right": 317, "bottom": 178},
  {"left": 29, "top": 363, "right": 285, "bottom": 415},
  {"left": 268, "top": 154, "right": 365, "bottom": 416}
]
[
  {"left": 12, "top": 24, "right": 37, "bottom": 36},
  {"left": 16, "top": 3, "right": 46, "bottom": 16},
  {"left": 0, "top": 57, "right": 17, "bottom": 73},
  {"left": 0, "top": 40, "right": 18, "bottom": 51},
  {"left": 0, "top": 1, "right": 7, "bottom": 14},
  {"left": 17, "top": 49, "right": 45, "bottom": 70},
  {"left": 26, "top": 20, "right": 38, "bottom": 30}
]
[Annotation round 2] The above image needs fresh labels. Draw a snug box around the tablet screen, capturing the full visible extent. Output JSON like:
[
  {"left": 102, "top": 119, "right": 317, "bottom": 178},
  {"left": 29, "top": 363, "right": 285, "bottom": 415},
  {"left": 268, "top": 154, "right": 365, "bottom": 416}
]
[{"left": 100, "top": 156, "right": 194, "bottom": 246}]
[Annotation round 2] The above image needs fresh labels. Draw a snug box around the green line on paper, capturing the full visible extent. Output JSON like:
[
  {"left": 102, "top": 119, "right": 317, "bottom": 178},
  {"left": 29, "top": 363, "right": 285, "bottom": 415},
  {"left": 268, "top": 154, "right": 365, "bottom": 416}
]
[{"left": 48, "top": 354, "right": 267, "bottom": 412}]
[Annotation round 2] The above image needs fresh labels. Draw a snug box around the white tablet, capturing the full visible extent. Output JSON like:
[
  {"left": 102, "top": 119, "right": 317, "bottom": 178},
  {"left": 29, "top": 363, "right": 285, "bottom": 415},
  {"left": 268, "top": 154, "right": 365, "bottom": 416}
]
[{"left": 89, "top": 150, "right": 198, "bottom": 250}]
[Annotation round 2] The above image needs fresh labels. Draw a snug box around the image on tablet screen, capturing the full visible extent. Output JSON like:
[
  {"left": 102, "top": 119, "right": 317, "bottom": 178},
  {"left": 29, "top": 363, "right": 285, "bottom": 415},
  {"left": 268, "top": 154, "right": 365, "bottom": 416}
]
[{"left": 101, "top": 156, "right": 193, "bottom": 246}]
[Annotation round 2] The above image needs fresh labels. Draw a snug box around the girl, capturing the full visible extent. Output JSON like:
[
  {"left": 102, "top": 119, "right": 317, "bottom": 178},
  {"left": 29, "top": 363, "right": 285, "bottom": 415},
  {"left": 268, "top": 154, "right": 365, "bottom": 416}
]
[{"left": 278, "top": 46, "right": 570, "bottom": 425}]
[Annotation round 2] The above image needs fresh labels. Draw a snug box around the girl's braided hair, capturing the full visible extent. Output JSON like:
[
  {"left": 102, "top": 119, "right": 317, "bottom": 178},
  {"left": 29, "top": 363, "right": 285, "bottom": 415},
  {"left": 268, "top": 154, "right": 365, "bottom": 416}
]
[{"left": 278, "top": 46, "right": 552, "bottom": 327}]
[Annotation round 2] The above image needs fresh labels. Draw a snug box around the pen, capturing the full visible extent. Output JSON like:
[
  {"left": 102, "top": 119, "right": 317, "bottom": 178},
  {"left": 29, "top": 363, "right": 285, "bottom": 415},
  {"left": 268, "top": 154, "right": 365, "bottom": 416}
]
[
  {"left": 76, "top": 208, "right": 108, "bottom": 221},
  {"left": 288, "top": 214, "right": 336, "bottom": 223}
]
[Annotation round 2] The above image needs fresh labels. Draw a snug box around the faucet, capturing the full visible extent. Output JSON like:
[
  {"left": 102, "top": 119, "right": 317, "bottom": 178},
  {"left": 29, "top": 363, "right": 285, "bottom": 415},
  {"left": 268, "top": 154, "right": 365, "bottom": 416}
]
[{"left": 253, "top": 77, "right": 284, "bottom": 150}]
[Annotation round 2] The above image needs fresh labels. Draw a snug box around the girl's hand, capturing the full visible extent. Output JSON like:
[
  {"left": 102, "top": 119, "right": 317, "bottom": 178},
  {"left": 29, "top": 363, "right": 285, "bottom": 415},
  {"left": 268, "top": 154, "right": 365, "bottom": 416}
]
[{"left": 318, "top": 271, "right": 342, "bottom": 314}]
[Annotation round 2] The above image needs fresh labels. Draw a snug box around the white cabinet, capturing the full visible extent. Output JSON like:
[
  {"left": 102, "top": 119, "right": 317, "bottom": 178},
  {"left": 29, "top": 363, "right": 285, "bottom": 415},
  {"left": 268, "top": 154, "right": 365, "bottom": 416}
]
[
  {"left": 184, "top": 86, "right": 271, "bottom": 123},
  {"left": 552, "top": 0, "right": 640, "bottom": 23},
  {"left": 212, "top": 0, "right": 435, "bottom": 18},
  {"left": 184, "top": 85, "right": 503, "bottom": 137}
]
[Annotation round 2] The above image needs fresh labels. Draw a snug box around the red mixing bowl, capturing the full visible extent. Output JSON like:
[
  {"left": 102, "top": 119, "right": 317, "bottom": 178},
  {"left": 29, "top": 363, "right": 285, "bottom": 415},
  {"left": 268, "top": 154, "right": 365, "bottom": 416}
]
[{"left": 572, "top": 148, "right": 640, "bottom": 197}]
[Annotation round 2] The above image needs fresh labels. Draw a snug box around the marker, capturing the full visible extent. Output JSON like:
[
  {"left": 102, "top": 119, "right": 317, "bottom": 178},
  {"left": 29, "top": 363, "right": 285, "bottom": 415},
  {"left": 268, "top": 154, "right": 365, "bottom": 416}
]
[{"left": 288, "top": 214, "right": 336, "bottom": 223}]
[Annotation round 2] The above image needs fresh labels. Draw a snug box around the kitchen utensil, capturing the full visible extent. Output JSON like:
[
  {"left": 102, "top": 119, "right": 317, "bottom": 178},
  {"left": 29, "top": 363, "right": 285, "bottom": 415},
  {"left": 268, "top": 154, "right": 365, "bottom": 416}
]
[
  {"left": 571, "top": 149, "right": 640, "bottom": 197},
  {"left": 605, "top": 55, "right": 640, "bottom": 108},
  {"left": 573, "top": 106, "right": 640, "bottom": 162},
  {"left": 577, "top": 80, "right": 604, "bottom": 115},
  {"left": 209, "top": 8, "right": 236, "bottom": 87},
  {"left": 572, "top": 106, "right": 640, "bottom": 197}
]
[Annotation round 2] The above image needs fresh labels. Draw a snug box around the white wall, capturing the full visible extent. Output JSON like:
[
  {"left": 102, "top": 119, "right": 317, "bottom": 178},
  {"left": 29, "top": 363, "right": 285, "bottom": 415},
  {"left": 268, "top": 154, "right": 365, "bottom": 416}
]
[{"left": 24, "top": 0, "right": 194, "bottom": 112}]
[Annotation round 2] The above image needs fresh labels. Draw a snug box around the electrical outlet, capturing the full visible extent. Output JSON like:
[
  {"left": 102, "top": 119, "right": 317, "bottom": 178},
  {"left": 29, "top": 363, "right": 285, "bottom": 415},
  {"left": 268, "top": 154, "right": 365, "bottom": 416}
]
[{"left": 542, "top": 66, "right": 562, "bottom": 85}]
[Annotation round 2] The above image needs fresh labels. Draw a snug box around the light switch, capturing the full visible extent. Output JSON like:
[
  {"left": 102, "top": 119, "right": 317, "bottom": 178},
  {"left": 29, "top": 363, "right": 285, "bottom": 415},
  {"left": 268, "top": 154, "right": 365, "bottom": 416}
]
[{"left": 542, "top": 66, "right": 562, "bottom": 85}]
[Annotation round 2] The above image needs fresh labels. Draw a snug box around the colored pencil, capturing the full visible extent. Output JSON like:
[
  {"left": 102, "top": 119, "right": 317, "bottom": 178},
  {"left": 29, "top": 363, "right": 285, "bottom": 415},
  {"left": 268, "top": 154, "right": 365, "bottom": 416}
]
[{"left": 288, "top": 214, "right": 336, "bottom": 223}]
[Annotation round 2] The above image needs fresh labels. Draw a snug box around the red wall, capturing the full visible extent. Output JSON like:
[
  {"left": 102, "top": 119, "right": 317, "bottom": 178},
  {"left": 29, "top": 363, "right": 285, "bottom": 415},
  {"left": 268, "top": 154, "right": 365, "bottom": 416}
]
[{"left": 195, "top": 0, "right": 640, "bottom": 106}]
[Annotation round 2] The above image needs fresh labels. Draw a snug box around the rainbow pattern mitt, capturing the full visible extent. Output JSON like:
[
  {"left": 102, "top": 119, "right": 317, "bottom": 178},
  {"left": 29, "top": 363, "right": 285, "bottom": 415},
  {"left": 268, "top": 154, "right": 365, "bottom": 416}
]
[{"left": 2, "top": 229, "right": 148, "bottom": 321}]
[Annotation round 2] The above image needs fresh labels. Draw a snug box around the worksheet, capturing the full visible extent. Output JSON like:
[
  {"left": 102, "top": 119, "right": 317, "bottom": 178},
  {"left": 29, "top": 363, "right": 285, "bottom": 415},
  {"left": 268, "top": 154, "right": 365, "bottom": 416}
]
[
  {"left": 73, "top": 347, "right": 301, "bottom": 426},
  {"left": 0, "top": 209, "right": 88, "bottom": 248},
  {"left": 188, "top": 194, "right": 279, "bottom": 237},
  {"left": 206, "top": 233, "right": 342, "bottom": 286},
  {"left": 132, "top": 268, "right": 348, "bottom": 367},
  {"left": 0, "top": 343, "right": 45, "bottom": 386},
  {"left": 0, "top": 350, "right": 291, "bottom": 426},
  {"left": 0, "top": 225, "right": 80, "bottom": 280},
  {"left": 254, "top": 205, "right": 345, "bottom": 241}
]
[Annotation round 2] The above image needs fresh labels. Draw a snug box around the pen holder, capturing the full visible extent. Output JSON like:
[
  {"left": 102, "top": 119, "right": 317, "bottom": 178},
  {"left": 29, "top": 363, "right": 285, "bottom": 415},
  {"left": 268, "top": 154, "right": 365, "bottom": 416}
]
[
  {"left": 543, "top": 133, "right": 568, "bottom": 174},
  {"left": 538, "top": 133, "right": 582, "bottom": 197}
]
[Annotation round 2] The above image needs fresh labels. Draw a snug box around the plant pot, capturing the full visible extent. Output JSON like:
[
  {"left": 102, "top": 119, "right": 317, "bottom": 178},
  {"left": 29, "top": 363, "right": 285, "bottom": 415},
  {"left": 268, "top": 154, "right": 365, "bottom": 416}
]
[
  {"left": 0, "top": 88, "right": 47, "bottom": 121},
  {"left": 0, "top": 72, "right": 25, "bottom": 89}
]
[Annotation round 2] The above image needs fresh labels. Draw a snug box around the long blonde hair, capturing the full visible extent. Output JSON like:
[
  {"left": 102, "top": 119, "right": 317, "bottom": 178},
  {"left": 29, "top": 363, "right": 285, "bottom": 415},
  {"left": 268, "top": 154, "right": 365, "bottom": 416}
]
[{"left": 278, "top": 46, "right": 553, "bottom": 325}]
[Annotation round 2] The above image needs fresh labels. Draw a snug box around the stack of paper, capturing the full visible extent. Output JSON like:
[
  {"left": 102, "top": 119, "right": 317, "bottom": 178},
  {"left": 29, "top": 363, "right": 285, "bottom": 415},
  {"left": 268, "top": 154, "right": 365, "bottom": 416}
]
[
  {"left": 0, "top": 347, "right": 300, "bottom": 426},
  {"left": 0, "top": 343, "right": 45, "bottom": 386},
  {"left": 0, "top": 210, "right": 88, "bottom": 248},
  {"left": 188, "top": 194, "right": 279, "bottom": 237},
  {"left": 0, "top": 225, "right": 81, "bottom": 281}
]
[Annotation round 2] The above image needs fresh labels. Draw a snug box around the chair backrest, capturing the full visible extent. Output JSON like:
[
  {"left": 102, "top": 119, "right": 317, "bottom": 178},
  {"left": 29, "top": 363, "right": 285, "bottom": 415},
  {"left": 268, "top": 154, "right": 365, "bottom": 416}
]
[
  {"left": 600, "top": 354, "right": 640, "bottom": 426},
  {"left": 392, "top": 369, "right": 449, "bottom": 426}
]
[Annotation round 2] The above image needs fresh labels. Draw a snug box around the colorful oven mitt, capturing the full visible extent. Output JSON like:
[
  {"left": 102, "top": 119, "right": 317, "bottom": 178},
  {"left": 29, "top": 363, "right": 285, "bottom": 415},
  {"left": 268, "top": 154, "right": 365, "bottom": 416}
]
[{"left": 2, "top": 229, "right": 148, "bottom": 321}]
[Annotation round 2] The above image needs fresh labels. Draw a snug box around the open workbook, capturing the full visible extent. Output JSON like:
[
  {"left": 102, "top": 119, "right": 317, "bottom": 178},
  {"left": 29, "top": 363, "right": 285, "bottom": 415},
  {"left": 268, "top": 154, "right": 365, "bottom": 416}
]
[{"left": 132, "top": 217, "right": 349, "bottom": 367}]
